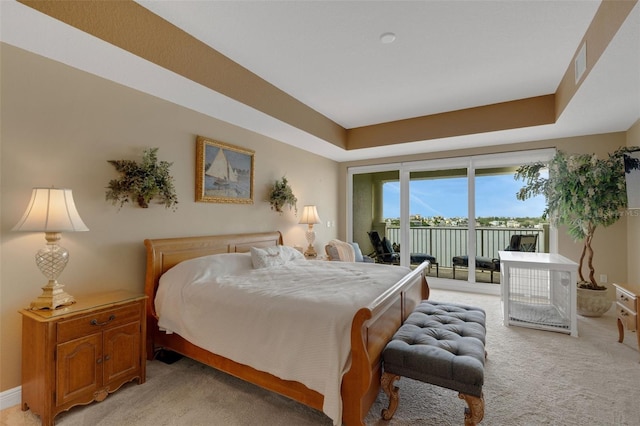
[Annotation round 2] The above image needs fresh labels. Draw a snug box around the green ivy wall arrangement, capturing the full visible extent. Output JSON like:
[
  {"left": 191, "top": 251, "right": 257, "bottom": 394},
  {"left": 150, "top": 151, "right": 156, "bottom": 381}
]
[
  {"left": 106, "top": 148, "right": 178, "bottom": 210},
  {"left": 268, "top": 176, "right": 297, "bottom": 214}
]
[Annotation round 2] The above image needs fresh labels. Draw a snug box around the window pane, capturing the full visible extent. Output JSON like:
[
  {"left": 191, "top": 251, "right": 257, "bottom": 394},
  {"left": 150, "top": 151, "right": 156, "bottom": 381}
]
[
  {"left": 471, "top": 168, "right": 548, "bottom": 283},
  {"left": 353, "top": 170, "right": 400, "bottom": 265},
  {"left": 408, "top": 169, "right": 468, "bottom": 277}
]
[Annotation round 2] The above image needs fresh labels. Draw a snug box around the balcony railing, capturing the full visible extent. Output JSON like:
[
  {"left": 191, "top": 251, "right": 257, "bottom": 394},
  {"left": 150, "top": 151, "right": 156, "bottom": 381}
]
[{"left": 386, "top": 226, "right": 546, "bottom": 268}]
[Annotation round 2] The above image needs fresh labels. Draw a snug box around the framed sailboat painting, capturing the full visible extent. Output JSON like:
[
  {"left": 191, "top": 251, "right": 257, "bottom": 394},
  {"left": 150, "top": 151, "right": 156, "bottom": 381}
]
[{"left": 196, "top": 136, "right": 255, "bottom": 204}]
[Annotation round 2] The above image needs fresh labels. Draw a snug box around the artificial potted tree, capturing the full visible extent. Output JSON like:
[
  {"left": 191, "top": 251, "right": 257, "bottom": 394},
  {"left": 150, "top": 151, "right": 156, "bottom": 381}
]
[
  {"left": 106, "top": 147, "right": 178, "bottom": 210},
  {"left": 515, "top": 147, "right": 638, "bottom": 317}
]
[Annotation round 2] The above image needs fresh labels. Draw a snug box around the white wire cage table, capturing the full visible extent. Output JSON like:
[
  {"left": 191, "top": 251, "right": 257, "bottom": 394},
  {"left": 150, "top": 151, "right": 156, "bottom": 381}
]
[{"left": 499, "top": 251, "right": 578, "bottom": 336}]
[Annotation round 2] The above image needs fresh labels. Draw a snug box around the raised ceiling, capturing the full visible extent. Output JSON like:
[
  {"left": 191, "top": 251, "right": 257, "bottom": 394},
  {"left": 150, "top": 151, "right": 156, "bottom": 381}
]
[
  {"left": 2, "top": 0, "right": 639, "bottom": 161},
  {"left": 141, "top": 0, "right": 599, "bottom": 129}
]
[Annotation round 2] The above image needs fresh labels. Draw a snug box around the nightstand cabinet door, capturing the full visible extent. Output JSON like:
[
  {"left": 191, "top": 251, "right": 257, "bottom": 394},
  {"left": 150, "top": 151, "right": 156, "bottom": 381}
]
[
  {"left": 56, "top": 333, "right": 102, "bottom": 406},
  {"left": 103, "top": 321, "right": 141, "bottom": 386}
]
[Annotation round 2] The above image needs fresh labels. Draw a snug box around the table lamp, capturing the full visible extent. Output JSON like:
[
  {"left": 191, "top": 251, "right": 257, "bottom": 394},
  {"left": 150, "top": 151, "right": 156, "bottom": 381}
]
[
  {"left": 13, "top": 187, "right": 89, "bottom": 310},
  {"left": 299, "top": 205, "right": 321, "bottom": 258}
]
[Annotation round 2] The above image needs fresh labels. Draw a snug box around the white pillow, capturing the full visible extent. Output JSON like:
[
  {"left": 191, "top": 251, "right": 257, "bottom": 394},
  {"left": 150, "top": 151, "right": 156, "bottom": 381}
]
[
  {"left": 161, "top": 252, "right": 253, "bottom": 287},
  {"left": 250, "top": 245, "right": 304, "bottom": 269},
  {"left": 207, "top": 252, "right": 254, "bottom": 274},
  {"left": 280, "top": 245, "right": 305, "bottom": 261},
  {"left": 349, "top": 242, "right": 365, "bottom": 262}
]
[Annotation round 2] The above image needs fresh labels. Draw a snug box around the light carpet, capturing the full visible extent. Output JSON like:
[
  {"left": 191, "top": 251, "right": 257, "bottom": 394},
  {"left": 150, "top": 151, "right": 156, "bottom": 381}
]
[{"left": 3, "top": 289, "right": 639, "bottom": 426}]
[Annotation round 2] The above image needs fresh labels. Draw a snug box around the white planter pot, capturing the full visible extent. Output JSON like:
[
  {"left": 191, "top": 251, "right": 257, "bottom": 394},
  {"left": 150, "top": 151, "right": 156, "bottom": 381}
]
[{"left": 576, "top": 287, "right": 611, "bottom": 317}]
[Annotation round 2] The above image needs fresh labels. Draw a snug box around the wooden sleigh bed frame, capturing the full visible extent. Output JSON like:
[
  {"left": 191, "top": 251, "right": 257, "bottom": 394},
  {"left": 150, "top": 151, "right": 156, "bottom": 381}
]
[{"left": 144, "top": 231, "right": 429, "bottom": 426}]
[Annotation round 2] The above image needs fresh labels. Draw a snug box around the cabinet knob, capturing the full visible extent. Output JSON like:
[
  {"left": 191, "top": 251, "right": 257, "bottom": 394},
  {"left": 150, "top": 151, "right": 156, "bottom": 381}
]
[{"left": 97, "top": 355, "right": 111, "bottom": 364}]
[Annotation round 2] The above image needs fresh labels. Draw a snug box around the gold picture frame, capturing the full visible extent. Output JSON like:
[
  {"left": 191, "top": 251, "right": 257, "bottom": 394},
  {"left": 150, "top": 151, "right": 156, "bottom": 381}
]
[{"left": 196, "top": 136, "right": 255, "bottom": 204}]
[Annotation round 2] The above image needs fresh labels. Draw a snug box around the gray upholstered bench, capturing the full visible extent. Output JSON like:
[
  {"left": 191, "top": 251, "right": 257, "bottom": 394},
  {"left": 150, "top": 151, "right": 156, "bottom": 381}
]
[{"left": 381, "top": 300, "right": 487, "bottom": 425}]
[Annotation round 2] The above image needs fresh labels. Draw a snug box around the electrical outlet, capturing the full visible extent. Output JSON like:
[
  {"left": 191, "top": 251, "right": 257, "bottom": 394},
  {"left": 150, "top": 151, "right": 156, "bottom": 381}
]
[{"left": 599, "top": 274, "right": 608, "bottom": 284}]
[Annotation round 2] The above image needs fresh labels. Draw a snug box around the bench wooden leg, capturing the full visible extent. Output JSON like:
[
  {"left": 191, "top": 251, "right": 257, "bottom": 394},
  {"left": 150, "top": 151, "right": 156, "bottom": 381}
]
[
  {"left": 381, "top": 372, "right": 401, "bottom": 420},
  {"left": 458, "top": 392, "right": 484, "bottom": 426}
]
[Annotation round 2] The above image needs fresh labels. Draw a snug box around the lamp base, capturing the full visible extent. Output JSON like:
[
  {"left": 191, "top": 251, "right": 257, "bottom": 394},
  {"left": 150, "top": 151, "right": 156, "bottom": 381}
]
[
  {"left": 304, "top": 245, "right": 318, "bottom": 259},
  {"left": 30, "top": 280, "right": 76, "bottom": 310},
  {"left": 304, "top": 226, "right": 317, "bottom": 259}
]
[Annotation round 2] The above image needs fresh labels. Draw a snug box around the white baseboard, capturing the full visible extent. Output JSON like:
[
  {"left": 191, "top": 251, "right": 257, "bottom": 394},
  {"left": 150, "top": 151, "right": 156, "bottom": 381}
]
[{"left": 0, "top": 386, "right": 21, "bottom": 410}]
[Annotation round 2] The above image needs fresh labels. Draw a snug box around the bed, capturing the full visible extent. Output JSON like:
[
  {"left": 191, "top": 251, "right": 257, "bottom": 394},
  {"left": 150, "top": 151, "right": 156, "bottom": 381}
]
[{"left": 144, "top": 231, "right": 429, "bottom": 426}]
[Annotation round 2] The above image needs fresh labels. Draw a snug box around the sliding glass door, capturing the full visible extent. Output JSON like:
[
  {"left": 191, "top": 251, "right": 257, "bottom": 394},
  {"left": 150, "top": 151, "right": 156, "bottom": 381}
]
[{"left": 348, "top": 149, "right": 554, "bottom": 293}]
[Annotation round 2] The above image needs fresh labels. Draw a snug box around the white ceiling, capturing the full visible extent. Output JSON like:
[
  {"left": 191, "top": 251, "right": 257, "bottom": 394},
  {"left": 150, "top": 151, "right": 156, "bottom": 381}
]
[
  {"left": 139, "top": 0, "right": 601, "bottom": 129},
  {"left": 2, "top": 1, "right": 639, "bottom": 162}
]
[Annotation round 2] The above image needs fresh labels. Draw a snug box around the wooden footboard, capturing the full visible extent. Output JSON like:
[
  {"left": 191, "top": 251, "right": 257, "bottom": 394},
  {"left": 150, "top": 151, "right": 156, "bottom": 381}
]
[
  {"left": 342, "top": 262, "right": 429, "bottom": 425},
  {"left": 144, "top": 232, "right": 429, "bottom": 426}
]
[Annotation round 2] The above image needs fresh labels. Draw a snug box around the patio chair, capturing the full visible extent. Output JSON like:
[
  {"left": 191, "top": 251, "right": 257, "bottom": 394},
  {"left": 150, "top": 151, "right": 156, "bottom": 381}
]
[
  {"left": 452, "top": 255, "right": 501, "bottom": 283},
  {"left": 367, "top": 231, "right": 438, "bottom": 276},
  {"left": 452, "top": 234, "right": 538, "bottom": 283},
  {"left": 505, "top": 234, "right": 538, "bottom": 252},
  {"left": 367, "top": 230, "right": 399, "bottom": 264}
]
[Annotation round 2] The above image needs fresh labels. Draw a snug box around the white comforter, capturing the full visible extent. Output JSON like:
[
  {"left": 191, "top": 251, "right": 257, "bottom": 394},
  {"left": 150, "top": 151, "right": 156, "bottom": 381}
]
[{"left": 155, "top": 254, "right": 410, "bottom": 425}]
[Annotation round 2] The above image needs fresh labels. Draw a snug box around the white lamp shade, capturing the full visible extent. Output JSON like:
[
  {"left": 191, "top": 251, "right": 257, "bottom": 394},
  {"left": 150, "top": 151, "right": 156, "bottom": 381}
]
[
  {"left": 13, "top": 187, "right": 89, "bottom": 232},
  {"left": 299, "top": 205, "right": 321, "bottom": 225}
]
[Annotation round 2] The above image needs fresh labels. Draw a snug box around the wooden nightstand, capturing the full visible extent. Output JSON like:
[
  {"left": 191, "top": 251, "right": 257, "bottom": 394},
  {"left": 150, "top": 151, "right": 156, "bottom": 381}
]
[
  {"left": 613, "top": 283, "right": 640, "bottom": 352},
  {"left": 20, "top": 290, "right": 147, "bottom": 426}
]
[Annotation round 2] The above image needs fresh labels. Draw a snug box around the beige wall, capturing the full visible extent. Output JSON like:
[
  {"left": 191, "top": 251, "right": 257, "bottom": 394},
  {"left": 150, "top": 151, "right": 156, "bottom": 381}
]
[
  {"left": 627, "top": 119, "right": 640, "bottom": 284},
  {"left": 0, "top": 45, "right": 339, "bottom": 391}
]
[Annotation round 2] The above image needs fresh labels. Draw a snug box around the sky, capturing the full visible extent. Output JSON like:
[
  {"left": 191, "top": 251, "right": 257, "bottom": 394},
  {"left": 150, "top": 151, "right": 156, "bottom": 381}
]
[{"left": 383, "top": 174, "right": 547, "bottom": 219}]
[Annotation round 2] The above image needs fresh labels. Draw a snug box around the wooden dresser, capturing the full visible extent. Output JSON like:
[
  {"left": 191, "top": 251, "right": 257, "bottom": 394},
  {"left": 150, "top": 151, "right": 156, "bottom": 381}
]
[
  {"left": 20, "top": 290, "right": 146, "bottom": 426},
  {"left": 613, "top": 283, "right": 640, "bottom": 352}
]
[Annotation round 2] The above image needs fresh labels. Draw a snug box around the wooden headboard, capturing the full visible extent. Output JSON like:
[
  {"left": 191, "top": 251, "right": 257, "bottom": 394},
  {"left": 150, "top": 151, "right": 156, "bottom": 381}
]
[{"left": 143, "top": 231, "right": 283, "bottom": 319}]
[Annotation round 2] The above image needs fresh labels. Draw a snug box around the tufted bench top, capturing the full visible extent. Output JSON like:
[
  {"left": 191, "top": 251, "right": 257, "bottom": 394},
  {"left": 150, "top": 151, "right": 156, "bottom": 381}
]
[{"left": 383, "top": 300, "right": 487, "bottom": 398}]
